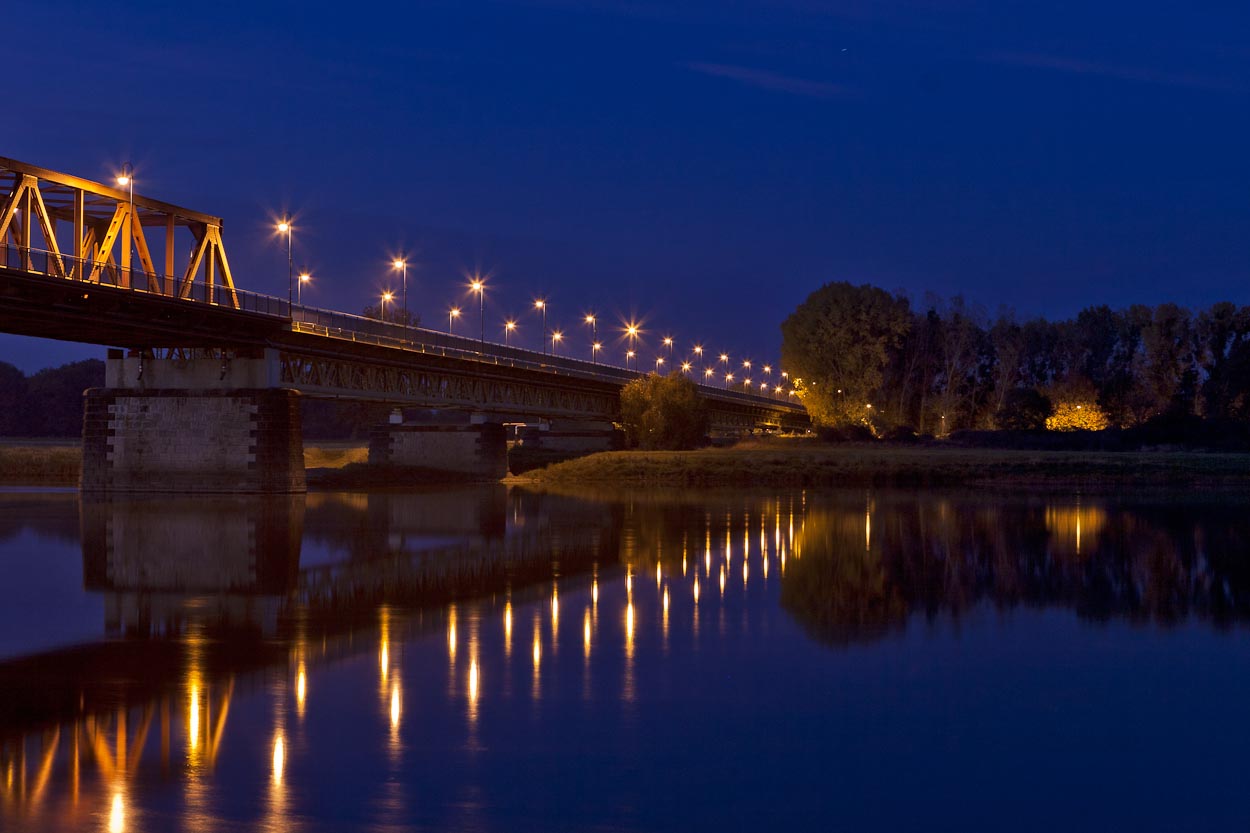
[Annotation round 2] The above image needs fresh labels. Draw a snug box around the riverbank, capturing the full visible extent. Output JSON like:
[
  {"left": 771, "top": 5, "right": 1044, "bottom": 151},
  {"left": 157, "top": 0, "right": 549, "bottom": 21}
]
[{"left": 521, "top": 444, "right": 1250, "bottom": 489}]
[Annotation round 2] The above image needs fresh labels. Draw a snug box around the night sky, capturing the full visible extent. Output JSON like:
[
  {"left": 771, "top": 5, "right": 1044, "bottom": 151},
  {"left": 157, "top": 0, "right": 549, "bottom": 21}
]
[{"left": 5, "top": 0, "right": 1248, "bottom": 372}]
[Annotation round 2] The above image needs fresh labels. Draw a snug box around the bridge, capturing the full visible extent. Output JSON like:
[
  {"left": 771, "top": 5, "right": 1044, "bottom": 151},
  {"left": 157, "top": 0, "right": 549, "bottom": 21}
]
[{"left": 0, "top": 156, "right": 808, "bottom": 491}]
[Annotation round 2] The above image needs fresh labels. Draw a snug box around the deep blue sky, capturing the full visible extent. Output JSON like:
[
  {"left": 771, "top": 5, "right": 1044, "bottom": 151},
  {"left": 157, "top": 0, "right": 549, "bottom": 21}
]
[{"left": 5, "top": 0, "right": 1249, "bottom": 372}]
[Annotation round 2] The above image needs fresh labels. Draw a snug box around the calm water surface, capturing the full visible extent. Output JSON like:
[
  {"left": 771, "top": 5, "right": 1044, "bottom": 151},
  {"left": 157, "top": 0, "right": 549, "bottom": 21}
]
[{"left": 2, "top": 485, "right": 1249, "bottom": 832}]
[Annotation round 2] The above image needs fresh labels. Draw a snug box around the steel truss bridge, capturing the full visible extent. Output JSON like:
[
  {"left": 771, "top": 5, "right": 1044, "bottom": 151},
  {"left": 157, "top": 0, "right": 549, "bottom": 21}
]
[{"left": 0, "top": 156, "right": 807, "bottom": 430}]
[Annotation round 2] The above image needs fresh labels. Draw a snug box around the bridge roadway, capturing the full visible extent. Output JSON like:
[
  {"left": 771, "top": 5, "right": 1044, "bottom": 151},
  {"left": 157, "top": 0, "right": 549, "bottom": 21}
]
[{"left": 0, "top": 248, "right": 808, "bottom": 431}]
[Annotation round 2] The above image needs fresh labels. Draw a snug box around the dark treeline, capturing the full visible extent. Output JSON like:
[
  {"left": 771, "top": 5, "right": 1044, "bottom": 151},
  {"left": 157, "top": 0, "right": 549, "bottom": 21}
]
[
  {"left": 0, "top": 360, "right": 104, "bottom": 437},
  {"left": 781, "top": 282, "right": 1250, "bottom": 433}
]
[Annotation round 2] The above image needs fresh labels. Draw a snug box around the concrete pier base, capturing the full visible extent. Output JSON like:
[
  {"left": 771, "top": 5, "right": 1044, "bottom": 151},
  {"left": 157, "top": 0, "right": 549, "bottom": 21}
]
[
  {"left": 369, "top": 422, "right": 508, "bottom": 479},
  {"left": 81, "top": 388, "right": 306, "bottom": 493}
]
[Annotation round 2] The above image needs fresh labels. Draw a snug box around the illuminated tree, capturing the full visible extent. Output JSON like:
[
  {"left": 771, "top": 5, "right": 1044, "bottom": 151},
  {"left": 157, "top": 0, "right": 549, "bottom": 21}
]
[
  {"left": 1046, "top": 400, "right": 1110, "bottom": 431},
  {"left": 620, "top": 372, "right": 708, "bottom": 450}
]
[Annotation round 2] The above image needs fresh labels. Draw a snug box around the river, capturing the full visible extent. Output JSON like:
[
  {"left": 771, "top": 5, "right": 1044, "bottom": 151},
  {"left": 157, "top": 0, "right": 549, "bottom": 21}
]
[{"left": 1, "top": 485, "right": 1248, "bottom": 831}]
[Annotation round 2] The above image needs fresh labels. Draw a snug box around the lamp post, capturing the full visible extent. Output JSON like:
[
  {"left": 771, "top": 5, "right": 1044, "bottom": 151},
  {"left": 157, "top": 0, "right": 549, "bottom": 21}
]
[
  {"left": 469, "top": 277, "right": 486, "bottom": 348},
  {"left": 681, "top": 362, "right": 692, "bottom": 374},
  {"left": 584, "top": 314, "right": 597, "bottom": 359},
  {"left": 704, "top": 367, "right": 714, "bottom": 383},
  {"left": 535, "top": 300, "right": 547, "bottom": 355},
  {"left": 592, "top": 341, "right": 602, "bottom": 364},
  {"left": 449, "top": 306, "right": 461, "bottom": 333},
  {"left": 505, "top": 320, "right": 516, "bottom": 346},
  {"left": 381, "top": 291, "right": 393, "bottom": 322},
  {"left": 551, "top": 330, "right": 563, "bottom": 355},
  {"left": 725, "top": 373, "right": 734, "bottom": 390},
  {"left": 391, "top": 259, "right": 408, "bottom": 323},
  {"left": 115, "top": 164, "right": 134, "bottom": 286},
  {"left": 298, "top": 272, "right": 310, "bottom": 304},
  {"left": 276, "top": 219, "right": 293, "bottom": 311},
  {"left": 626, "top": 349, "right": 636, "bottom": 370},
  {"left": 626, "top": 324, "right": 639, "bottom": 355},
  {"left": 663, "top": 337, "right": 673, "bottom": 361},
  {"left": 655, "top": 356, "right": 665, "bottom": 372}
]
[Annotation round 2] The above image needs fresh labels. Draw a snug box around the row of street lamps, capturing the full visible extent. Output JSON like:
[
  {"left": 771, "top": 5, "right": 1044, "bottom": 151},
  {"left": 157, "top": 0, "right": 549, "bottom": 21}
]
[
  {"left": 271, "top": 221, "right": 797, "bottom": 397},
  {"left": 110, "top": 170, "right": 795, "bottom": 400}
]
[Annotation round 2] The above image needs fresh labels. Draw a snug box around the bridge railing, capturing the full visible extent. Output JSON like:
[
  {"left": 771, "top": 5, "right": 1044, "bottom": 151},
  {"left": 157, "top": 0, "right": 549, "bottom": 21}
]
[
  {"left": 1, "top": 244, "right": 805, "bottom": 410},
  {"left": 0, "top": 243, "right": 292, "bottom": 317}
]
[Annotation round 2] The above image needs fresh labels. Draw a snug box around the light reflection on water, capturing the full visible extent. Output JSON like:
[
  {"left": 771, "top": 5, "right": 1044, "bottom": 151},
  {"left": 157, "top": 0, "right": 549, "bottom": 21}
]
[{"left": 1, "top": 487, "right": 1250, "bottom": 830}]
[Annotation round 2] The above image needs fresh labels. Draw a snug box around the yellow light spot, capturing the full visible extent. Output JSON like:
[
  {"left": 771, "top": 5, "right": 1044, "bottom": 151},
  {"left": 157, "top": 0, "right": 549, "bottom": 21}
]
[
  {"left": 109, "top": 791, "right": 125, "bottom": 833},
  {"left": 296, "top": 664, "right": 307, "bottom": 713},
  {"left": 663, "top": 587, "right": 670, "bottom": 613},
  {"left": 592, "top": 580, "right": 599, "bottom": 605},
  {"left": 380, "top": 644, "right": 389, "bottom": 680},
  {"left": 719, "top": 566, "right": 726, "bottom": 595},
  {"left": 533, "top": 633, "right": 542, "bottom": 666},
  {"left": 468, "top": 660, "right": 480, "bottom": 705},
  {"left": 583, "top": 609, "right": 592, "bottom": 653},
  {"left": 188, "top": 685, "right": 200, "bottom": 750},
  {"left": 390, "top": 683, "right": 401, "bottom": 729},
  {"left": 656, "top": 563, "right": 662, "bottom": 586},
  {"left": 693, "top": 577, "right": 700, "bottom": 603},
  {"left": 272, "top": 735, "right": 285, "bottom": 783}
]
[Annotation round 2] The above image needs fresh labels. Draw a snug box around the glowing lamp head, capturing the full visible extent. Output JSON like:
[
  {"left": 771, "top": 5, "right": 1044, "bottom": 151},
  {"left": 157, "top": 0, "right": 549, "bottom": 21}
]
[
  {"left": 627, "top": 350, "right": 636, "bottom": 358},
  {"left": 681, "top": 362, "right": 692, "bottom": 372},
  {"left": 277, "top": 221, "right": 290, "bottom": 233},
  {"left": 704, "top": 368, "right": 713, "bottom": 377},
  {"left": 382, "top": 291, "right": 393, "bottom": 302},
  {"left": 299, "top": 273, "right": 310, "bottom": 283},
  {"left": 470, "top": 279, "right": 484, "bottom": 292},
  {"left": 663, "top": 337, "right": 673, "bottom": 346},
  {"left": 552, "top": 331, "right": 562, "bottom": 341},
  {"left": 593, "top": 341, "right": 602, "bottom": 351},
  {"left": 534, "top": 299, "right": 545, "bottom": 310},
  {"left": 505, "top": 320, "right": 516, "bottom": 331},
  {"left": 585, "top": 314, "right": 595, "bottom": 324},
  {"left": 450, "top": 307, "right": 461, "bottom": 318},
  {"left": 720, "top": 354, "right": 728, "bottom": 362},
  {"left": 694, "top": 345, "right": 703, "bottom": 354},
  {"left": 116, "top": 174, "right": 130, "bottom": 187},
  {"left": 656, "top": 357, "right": 664, "bottom": 365}
]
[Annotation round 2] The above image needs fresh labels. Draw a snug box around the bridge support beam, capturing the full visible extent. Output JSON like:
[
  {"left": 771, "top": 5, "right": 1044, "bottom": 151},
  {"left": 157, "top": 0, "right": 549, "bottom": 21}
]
[
  {"left": 368, "top": 422, "right": 507, "bottom": 480},
  {"left": 81, "top": 388, "right": 305, "bottom": 493}
]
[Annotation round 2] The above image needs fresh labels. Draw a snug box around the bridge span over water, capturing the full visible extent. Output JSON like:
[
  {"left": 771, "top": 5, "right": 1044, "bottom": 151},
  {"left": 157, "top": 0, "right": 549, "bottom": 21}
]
[{"left": 0, "top": 156, "right": 807, "bottom": 491}]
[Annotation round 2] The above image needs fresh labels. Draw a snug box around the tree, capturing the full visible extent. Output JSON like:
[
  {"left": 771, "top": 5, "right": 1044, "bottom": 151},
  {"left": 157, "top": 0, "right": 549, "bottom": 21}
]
[
  {"left": 995, "top": 388, "right": 1053, "bottom": 431},
  {"left": 362, "top": 303, "right": 419, "bottom": 327},
  {"left": 25, "top": 360, "right": 105, "bottom": 436},
  {"left": 780, "top": 282, "right": 911, "bottom": 426},
  {"left": 0, "top": 361, "right": 27, "bottom": 436},
  {"left": 619, "top": 372, "right": 708, "bottom": 450}
]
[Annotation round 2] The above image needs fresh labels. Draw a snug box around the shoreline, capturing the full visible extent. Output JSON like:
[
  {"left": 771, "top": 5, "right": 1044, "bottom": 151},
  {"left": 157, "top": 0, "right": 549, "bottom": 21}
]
[{"left": 2, "top": 442, "right": 1248, "bottom": 491}]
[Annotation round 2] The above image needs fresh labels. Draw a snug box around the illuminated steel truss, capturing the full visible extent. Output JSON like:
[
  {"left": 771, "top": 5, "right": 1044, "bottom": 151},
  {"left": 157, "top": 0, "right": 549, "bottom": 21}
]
[{"left": 0, "top": 157, "right": 239, "bottom": 307}]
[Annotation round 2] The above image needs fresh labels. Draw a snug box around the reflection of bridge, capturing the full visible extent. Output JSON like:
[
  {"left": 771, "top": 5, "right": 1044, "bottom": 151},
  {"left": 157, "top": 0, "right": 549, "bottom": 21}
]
[
  {"left": 0, "top": 157, "right": 808, "bottom": 492},
  {"left": 0, "top": 488, "right": 616, "bottom": 827}
]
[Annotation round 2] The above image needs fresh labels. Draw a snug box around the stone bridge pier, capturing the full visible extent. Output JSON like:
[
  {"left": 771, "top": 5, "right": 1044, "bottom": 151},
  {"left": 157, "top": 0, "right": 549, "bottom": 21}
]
[{"left": 82, "top": 349, "right": 305, "bottom": 493}]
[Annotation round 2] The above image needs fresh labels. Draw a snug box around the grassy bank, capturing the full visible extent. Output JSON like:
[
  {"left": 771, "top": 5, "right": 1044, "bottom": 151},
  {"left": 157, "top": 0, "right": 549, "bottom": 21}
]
[
  {"left": 0, "top": 444, "right": 81, "bottom": 486},
  {"left": 0, "top": 443, "right": 370, "bottom": 487},
  {"left": 522, "top": 444, "right": 1250, "bottom": 489}
]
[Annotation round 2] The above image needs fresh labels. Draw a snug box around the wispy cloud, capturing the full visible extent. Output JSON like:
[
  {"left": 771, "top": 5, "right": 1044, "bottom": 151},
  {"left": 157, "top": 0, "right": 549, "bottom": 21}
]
[
  {"left": 986, "top": 51, "right": 1240, "bottom": 93},
  {"left": 687, "top": 62, "right": 848, "bottom": 99}
]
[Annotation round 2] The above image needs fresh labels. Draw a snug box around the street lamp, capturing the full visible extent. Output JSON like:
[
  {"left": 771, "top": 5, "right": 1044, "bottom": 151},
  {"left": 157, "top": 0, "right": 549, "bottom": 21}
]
[
  {"left": 551, "top": 330, "right": 563, "bottom": 355},
  {"left": 584, "top": 314, "right": 598, "bottom": 359},
  {"left": 449, "top": 306, "right": 461, "bottom": 333},
  {"left": 391, "top": 259, "right": 408, "bottom": 323},
  {"left": 743, "top": 359, "right": 752, "bottom": 371},
  {"left": 693, "top": 345, "right": 703, "bottom": 359},
  {"left": 626, "top": 349, "right": 636, "bottom": 370},
  {"left": 663, "top": 337, "right": 673, "bottom": 360},
  {"left": 681, "top": 362, "right": 692, "bottom": 373},
  {"left": 725, "top": 373, "right": 734, "bottom": 389},
  {"left": 763, "top": 365, "right": 771, "bottom": 376},
  {"left": 505, "top": 320, "right": 517, "bottom": 345},
  {"left": 592, "top": 341, "right": 602, "bottom": 364},
  {"left": 381, "top": 290, "right": 393, "bottom": 322},
  {"left": 469, "top": 277, "right": 486, "bottom": 348},
  {"left": 276, "top": 218, "right": 293, "bottom": 310},
  {"left": 534, "top": 300, "right": 548, "bottom": 354},
  {"left": 655, "top": 356, "right": 665, "bottom": 372},
  {"left": 625, "top": 323, "right": 640, "bottom": 351},
  {"left": 298, "top": 272, "right": 310, "bottom": 304},
  {"left": 704, "top": 367, "right": 714, "bottom": 381},
  {"left": 719, "top": 353, "right": 729, "bottom": 367}
]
